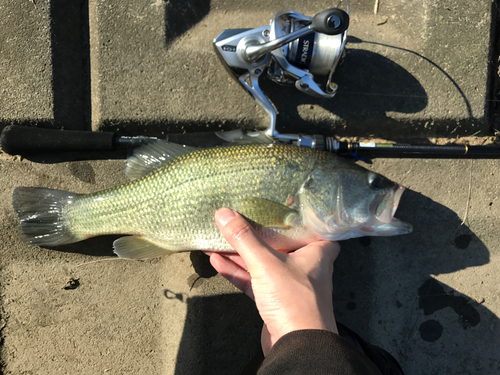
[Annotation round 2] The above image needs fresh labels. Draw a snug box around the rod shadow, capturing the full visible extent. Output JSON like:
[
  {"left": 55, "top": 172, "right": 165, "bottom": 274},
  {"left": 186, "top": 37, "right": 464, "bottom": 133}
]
[{"left": 261, "top": 42, "right": 483, "bottom": 139}]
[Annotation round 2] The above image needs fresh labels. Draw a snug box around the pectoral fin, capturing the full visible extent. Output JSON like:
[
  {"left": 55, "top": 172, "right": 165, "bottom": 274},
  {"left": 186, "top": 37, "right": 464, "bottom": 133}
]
[
  {"left": 113, "top": 236, "right": 175, "bottom": 259},
  {"left": 233, "top": 197, "right": 299, "bottom": 229}
]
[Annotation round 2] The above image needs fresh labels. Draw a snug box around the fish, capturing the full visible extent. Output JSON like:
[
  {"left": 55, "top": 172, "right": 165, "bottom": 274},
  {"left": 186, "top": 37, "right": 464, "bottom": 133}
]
[{"left": 12, "top": 141, "right": 412, "bottom": 259}]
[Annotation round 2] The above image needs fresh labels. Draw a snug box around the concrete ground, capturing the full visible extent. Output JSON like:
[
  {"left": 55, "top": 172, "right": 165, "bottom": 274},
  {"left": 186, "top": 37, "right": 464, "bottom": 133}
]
[{"left": 0, "top": 0, "right": 499, "bottom": 374}]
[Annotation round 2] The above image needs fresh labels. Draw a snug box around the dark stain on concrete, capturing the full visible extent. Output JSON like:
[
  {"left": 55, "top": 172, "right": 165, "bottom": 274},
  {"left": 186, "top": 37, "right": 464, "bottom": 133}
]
[
  {"left": 418, "top": 278, "right": 480, "bottom": 333},
  {"left": 63, "top": 277, "right": 80, "bottom": 290},
  {"left": 419, "top": 319, "right": 443, "bottom": 342},
  {"left": 346, "top": 301, "right": 357, "bottom": 311},
  {"left": 454, "top": 234, "right": 472, "bottom": 249},
  {"left": 187, "top": 273, "right": 205, "bottom": 289},
  {"left": 359, "top": 237, "right": 371, "bottom": 247},
  {"left": 68, "top": 161, "right": 96, "bottom": 184}
]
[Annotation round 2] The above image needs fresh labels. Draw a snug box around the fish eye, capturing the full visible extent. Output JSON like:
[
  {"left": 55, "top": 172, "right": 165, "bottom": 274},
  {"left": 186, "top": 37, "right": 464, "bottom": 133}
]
[{"left": 368, "top": 173, "right": 385, "bottom": 189}]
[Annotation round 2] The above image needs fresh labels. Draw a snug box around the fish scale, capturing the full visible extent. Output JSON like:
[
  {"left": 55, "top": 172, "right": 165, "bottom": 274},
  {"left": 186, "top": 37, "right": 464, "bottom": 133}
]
[{"left": 66, "top": 144, "right": 320, "bottom": 251}]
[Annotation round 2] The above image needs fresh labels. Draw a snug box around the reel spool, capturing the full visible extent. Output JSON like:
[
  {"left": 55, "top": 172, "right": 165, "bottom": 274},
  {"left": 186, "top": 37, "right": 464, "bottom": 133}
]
[{"left": 213, "top": 4, "right": 349, "bottom": 143}]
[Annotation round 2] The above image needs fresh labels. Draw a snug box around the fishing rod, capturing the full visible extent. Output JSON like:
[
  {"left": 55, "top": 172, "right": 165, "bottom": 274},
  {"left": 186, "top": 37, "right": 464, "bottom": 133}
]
[{"left": 2, "top": 124, "right": 500, "bottom": 159}]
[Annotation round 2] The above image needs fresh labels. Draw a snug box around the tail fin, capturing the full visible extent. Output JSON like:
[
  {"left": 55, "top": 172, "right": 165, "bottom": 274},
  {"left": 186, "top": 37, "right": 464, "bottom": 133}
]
[{"left": 12, "top": 187, "right": 81, "bottom": 247}]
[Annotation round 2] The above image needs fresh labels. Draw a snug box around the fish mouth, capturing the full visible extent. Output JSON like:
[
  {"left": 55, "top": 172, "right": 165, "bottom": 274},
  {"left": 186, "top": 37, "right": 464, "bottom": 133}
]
[{"left": 375, "top": 186, "right": 405, "bottom": 224}]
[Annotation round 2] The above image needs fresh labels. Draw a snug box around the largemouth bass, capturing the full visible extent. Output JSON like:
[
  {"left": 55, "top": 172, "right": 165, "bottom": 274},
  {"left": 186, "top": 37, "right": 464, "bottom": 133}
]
[{"left": 12, "top": 142, "right": 412, "bottom": 258}]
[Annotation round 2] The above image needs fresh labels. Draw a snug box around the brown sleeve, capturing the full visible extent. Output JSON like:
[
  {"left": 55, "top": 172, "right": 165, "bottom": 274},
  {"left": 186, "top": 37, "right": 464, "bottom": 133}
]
[{"left": 258, "top": 329, "right": 383, "bottom": 375}]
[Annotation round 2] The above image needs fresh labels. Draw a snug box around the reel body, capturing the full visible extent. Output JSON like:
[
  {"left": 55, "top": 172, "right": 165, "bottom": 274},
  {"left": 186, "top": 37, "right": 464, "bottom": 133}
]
[{"left": 213, "top": 6, "right": 349, "bottom": 141}]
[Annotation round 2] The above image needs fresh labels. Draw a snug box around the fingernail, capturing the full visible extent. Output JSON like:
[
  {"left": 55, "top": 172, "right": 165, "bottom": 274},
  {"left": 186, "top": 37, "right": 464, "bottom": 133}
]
[{"left": 215, "top": 208, "right": 236, "bottom": 227}]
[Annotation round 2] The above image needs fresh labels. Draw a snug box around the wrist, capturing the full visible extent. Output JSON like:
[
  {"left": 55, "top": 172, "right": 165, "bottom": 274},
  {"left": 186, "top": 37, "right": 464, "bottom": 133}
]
[{"left": 271, "top": 312, "right": 338, "bottom": 348}]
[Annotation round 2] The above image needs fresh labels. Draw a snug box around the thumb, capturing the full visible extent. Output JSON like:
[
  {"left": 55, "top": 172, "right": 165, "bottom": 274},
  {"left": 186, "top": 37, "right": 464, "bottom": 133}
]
[{"left": 214, "top": 208, "right": 282, "bottom": 273}]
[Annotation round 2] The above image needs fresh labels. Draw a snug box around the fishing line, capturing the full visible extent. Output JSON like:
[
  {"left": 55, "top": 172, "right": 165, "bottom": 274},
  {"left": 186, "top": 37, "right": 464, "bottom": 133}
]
[{"left": 347, "top": 38, "right": 474, "bottom": 119}]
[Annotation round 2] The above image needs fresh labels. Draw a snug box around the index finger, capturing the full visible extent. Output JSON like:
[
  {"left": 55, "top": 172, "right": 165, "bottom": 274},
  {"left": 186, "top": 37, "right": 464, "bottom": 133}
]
[{"left": 214, "top": 208, "right": 283, "bottom": 272}]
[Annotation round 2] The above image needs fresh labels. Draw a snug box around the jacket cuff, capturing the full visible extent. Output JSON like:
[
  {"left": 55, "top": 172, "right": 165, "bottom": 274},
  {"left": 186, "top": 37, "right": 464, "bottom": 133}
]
[{"left": 258, "top": 329, "right": 382, "bottom": 375}]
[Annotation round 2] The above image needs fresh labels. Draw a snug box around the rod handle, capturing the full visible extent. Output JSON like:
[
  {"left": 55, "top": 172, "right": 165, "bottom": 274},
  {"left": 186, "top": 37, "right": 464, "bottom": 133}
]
[{"left": 0, "top": 125, "right": 116, "bottom": 155}]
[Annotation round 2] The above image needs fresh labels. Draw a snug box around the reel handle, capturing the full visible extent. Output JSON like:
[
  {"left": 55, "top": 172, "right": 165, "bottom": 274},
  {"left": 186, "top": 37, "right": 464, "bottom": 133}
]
[
  {"left": 244, "top": 26, "right": 314, "bottom": 62},
  {"left": 244, "top": 8, "right": 349, "bottom": 63}
]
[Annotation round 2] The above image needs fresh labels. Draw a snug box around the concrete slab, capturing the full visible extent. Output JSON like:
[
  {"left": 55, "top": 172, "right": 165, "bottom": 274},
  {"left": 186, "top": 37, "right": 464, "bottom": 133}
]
[
  {"left": 0, "top": 0, "right": 91, "bottom": 130},
  {"left": 0, "top": 156, "right": 260, "bottom": 374},
  {"left": 0, "top": 0, "right": 499, "bottom": 374},
  {"left": 1, "top": 156, "right": 499, "bottom": 374},
  {"left": 0, "top": 1, "right": 53, "bottom": 126}
]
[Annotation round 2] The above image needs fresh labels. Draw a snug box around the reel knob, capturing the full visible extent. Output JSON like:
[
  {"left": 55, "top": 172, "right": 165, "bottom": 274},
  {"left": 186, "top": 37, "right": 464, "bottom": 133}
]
[{"left": 312, "top": 8, "right": 350, "bottom": 35}]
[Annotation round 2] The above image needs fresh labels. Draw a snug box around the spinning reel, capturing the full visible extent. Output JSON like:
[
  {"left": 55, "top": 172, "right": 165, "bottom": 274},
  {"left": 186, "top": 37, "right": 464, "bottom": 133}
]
[{"left": 213, "top": 4, "right": 350, "bottom": 145}]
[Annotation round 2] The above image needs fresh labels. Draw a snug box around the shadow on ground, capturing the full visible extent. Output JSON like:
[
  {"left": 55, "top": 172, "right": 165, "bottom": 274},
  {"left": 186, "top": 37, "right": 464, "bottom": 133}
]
[
  {"left": 50, "top": 0, "right": 91, "bottom": 131},
  {"left": 163, "top": 0, "right": 210, "bottom": 49},
  {"left": 264, "top": 47, "right": 431, "bottom": 138},
  {"left": 333, "top": 189, "right": 497, "bottom": 373},
  {"left": 172, "top": 293, "right": 261, "bottom": 375}
]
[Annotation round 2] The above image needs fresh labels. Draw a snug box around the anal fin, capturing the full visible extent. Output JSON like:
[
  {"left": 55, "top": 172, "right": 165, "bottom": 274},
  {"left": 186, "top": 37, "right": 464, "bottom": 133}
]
[{"left": 113, "top": 236, "right": 175, "bottom": 259}]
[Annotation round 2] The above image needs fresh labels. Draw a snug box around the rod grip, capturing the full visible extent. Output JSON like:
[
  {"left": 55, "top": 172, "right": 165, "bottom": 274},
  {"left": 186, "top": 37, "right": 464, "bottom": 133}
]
[{"left": 0, "top": 125, "right": 116, "bottom": 155}]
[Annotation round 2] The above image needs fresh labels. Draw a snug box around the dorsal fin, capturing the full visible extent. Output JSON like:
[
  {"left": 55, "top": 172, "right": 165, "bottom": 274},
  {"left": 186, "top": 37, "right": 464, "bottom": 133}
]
[{"left": 125, "top": 140, "right": 197, "bottom": 180}]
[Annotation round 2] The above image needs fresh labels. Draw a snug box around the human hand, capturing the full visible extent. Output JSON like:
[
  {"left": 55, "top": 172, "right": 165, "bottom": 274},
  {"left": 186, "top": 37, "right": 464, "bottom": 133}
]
[{"left": 207, "top": 208, "right": 341, "bottom": 356}]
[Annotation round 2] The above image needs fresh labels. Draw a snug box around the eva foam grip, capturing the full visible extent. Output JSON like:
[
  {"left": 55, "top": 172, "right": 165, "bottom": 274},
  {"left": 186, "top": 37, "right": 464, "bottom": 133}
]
[{"left": 0, "top": 125, "right": 116, "bottom": 155}]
